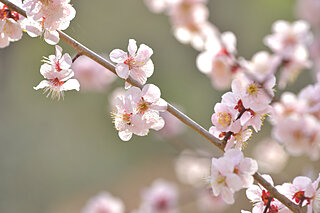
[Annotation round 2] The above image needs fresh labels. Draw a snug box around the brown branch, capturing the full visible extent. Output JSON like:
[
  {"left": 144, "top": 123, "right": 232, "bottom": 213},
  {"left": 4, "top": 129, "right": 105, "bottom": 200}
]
[{"left": 0, "top": 1, "right": 303, "bottom": 212}]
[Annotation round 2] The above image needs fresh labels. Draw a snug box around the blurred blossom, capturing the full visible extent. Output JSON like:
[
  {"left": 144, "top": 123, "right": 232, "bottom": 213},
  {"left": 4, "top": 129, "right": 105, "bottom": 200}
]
[
  {"left": 296, "top": 0, "right": 320, "bottom": 28},
  {"left": 252, "top": 139, "right": 288, "bottom": 174},
  {"left": 144, "top": 0, "right": 169, "bottom": 13},
  {"left": 241, "top": 51, "right": 281, "bottom": 82},
  {"left": 196, "top": 32, "right": 239, "bottom": 89},
  {"left": 72, "top": 55, "right": 116, "bottom": 92},
  {"left": 272, "top": 114, "right": 320, "bottom": 160},
  {"left": 278, "top": 45, "right": 311, "bottom": 89},
  {"left": 196, "top": 188, "right": 228, "bottom": 213},
  {"left": 82, "top": 192, "right": 125, "bottom": 213},
  {"left": 309, "top": 35, "right": 320, "bottom": 74},
  {"left": 0, "top": 0, "right": 24, "bottom": 48},
  {"left": 138, "top": 179, "right": 179, "bottom": 213},
  {"left": 174, "top": 149, "right": 210, "bottom": 186},
  {"left": 298, "top": 83, "right": 320, "bottom": 119},
  {"left": 264, "top": 20, "right": 312, "bottom": 59},
  {"left": 158, "top": 110, "right": 185, "bottom": 139}
]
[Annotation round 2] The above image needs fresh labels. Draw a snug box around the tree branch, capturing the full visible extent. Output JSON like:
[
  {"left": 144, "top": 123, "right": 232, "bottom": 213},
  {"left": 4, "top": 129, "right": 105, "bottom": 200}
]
[{"left": 0, "top": 0, "right": 302, "bottom": 212}]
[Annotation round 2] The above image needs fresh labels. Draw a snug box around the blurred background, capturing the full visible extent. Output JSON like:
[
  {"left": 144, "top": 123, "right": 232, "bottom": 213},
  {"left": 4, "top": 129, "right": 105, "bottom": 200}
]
[{"left": 0, "top": 0, "right": 319, "bottom": 212}]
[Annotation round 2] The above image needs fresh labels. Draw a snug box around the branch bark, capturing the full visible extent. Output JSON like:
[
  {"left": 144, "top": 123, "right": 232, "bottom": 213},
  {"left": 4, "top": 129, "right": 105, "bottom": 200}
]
[{"left": 0, "top": 0, "right": 303, "bottom": 212}]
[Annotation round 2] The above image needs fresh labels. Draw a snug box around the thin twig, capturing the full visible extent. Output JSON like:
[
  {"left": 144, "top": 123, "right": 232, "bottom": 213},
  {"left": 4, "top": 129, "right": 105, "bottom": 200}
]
[{"left": 0, "top": 1, "right": 303, "bottom": 212}]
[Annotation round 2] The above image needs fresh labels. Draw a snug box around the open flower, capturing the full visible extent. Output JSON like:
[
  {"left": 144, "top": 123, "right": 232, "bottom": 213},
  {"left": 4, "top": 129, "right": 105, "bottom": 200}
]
[
  {"left": 82, "top": 192, "right": 125, "bottom": 213},
  {"left": 110, "top": 39, "right": 154, "bottom": 87},
  {"left": 34, "top": 45, "right": 80, "bottom": 100},
  {"left": 0, "top": 1, "right": 24, "bottom": 48}
]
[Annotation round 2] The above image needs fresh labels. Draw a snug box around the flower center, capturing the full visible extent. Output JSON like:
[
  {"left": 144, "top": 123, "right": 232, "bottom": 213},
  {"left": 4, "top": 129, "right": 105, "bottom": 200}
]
[
  {"left": 137, "top": 98, "right": 150, "bottom": 114},
  {"left": 261, "top": 190, "right": 273, "bottom": 205},
  {"left": 55, "top": 60, "right": 62, "bottom": 72},
  {"left": 293, "top": 191, "right": 311, "bottom": 205},
  {"left": 218, "top": 112, "right": 232, "bottom": 127},
  {"left": 0, "top": 5, "right": 19, "bottom": 21},
  {"left": 234, "top": 99, "right": 245, "bottom": 112},
  {"left": 51, "top": 78, "right": 64, "bottom": 87},
  {"left": 216, "top": 174, "right": 226, "bottom": 185},
  {"left": 124, "top": 56, "right": 136, "bottom": 70},
  {"left": 247, "top": 83, "right": 259, "bottom": 95},
  {"left": 155, "top": 197, "right": 169, "bottom": 210}
]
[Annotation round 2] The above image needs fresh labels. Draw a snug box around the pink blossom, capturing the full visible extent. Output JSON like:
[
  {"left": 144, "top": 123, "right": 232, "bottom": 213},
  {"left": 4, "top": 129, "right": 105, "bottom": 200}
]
[
  {"left": 144, "top": 0, "right": 169, "bottom": 14},
  {"left": 246, "top": 174, "right": 287, "bottom": 213},
  {"left": 278, "top": 45, "right": 311, "bottom": 89},
  {"left": 211, "top": 103, "right": 239, "bottom": 132},
  {"left": 21, "top": 17, "right": 59, "bottom": 45},
  {"left": 272, "top": 114, "right": 320, "bottom": 160},
  {"left": 241, "top": 51, "right": 281, "bottom": 82},
  {"left": 231, "top": 75, "right": 275, "bottom": 111},
  {"left": 23, "top": 0, "right": 76, "bottom": 32},
  {"left": 264, "top": 20, "right": 312, "bottom": 58},
  {"left": 208, "top": 149, "right": 257, "bottom": 204},
  {"left": 111, "top": 84, "right": 167, "bottom": 141},
  {"left": 197, "top": 32, "right": 238, "bottom": 89},
  {"left": 82, "top": 192, "right": 125, "bottom": 213},
  {"left": 110, "top": 39, "right": 154, "bottom": 87},
  {"left": 225, "top": 127, "right": 253, "bottom": 151},
  {"left": 139, "top": 179, "right": 179, "bottom": 213},
  {"left": 72, "top": 55, "right": 116, "bottom": 92},
  {"left": 174, "top": 149, "right": 210, "bottom": 186},
  {"left": 252, "top": 139, "right": 288, "bottom": 174},
  {"left": 34, "top": 45, "right": 80, "bottom": 100},
  {"left": 196, "top": 188, "right": 228, "bottom": 213},
  {"left": 0, "top": 1, "right": 23, "bottom": 48},
  {"left": 298, "top": 83, "right": 320, "bottom": 119},
  {"left": 279, "top": 174, "right": 320, "bottom": 213}
]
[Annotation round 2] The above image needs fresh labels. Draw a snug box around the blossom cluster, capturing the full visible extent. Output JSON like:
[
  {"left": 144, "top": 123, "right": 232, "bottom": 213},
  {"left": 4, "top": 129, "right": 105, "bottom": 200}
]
[
  {"left": 207, "top": 149, "right": 258, "bottom": 204},
  {"left": 145, "top": 0, "right": 216, "bottom": 51},
  {"left": 111, "top": 84, "right": 167, "bottom": 141},
  {"left": 110, "top": 39, "right": 167, "bottom": 141},
  {"left": 209, "top": 73, "right": 275, "bottom": 150},
  {"left": 81, "top": 179, "right": 179, "bottom": 213},
  {"left": 0, "top": 0, "right": 76, "bottom": 47},
  {"left": 271, "top": 79, "right": 320, "bottom": 160},
  {"left": 244, "top": 174, "right": 320, "bottom": 213}
]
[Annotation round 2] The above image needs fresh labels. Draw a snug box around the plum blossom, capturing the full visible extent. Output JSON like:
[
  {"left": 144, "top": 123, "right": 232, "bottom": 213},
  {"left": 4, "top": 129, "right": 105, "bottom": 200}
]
[
  {"left": 0, "top": 0, "right": 24, "bottom": 48},
  {"left": 110, "top": 39, "right": 154, "bottom": 88},
  {"left": 278, "top": 45, "right": 312, "bottom": 89},
  {"left": 111, "top": 84, "right": 167, "bottom": 141},
  {"left": 174, "top": 149, "right": 210, "bottom": 186},
  {"left": 23, "top": 0, "right": 76, "bottom": 32},
  {"left": 82, "top": 192, "right": 125, "bottom": 213},
  {"left": 211, "top": 103, "right": 240, "bottom": 132},
  {"left": 252, "top": 139, "right": 288, "bottom": 174},
  {"left": 272, "top": 114, "right": 320, "bottom": 160},
  {"left": 231, "top": 75, "right": 275, "bottom": 112},
  {"left": 241, "top": 51, "right": 281, "bottom": 82},
  {"left": 298, "top": 83, "right": 320, "bottom": 119},
  {"left": 279, "top": 174, "right": 320, "bottom": 213},
  {"left": 197, "top": 32, "right": 239, "bottom": 90},
  {"left": 196, "top": 188, "right": 228, "bottom": 213},
  {"left": 144, "top": 0, "right": 169, "bottom": 14},
  {"left": 246, "top": 174, "right": 288, "bottom": 213},
  {"left": 208, "top": 149, "right": 258, "bottom": 204},
  {"left": 21, "top": 17, "right": 60, "bottom": 45},
  {"left": 72, "top": 55, "right": 116, "bottom": 92},
  {"left": 264, "top": 20, "right": 312, "bottom": 58},
  {"left": 34, "top": 45, "right": 80, "bottom": 100},
  {"left": 138, "top": 179, "right": 179, "bottom": 213},
  {"left": 167, "top": 0, "right": 214, "bottom": 50}
]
